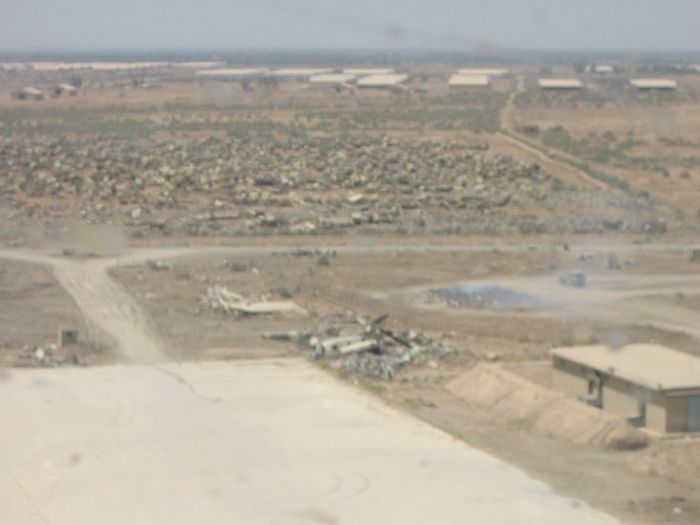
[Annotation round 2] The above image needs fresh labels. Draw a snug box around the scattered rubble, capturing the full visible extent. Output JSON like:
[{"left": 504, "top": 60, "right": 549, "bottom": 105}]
[
  {"left": 199, "top": 285, "right": 304, "bottom": 316},
  {"left": 288, "top": 311, "right": 459, "bottom": 380},
  {"left": 19, "top": 343, "right": 85, "bottom": 368},
  {"left": 559, "top": 271, "right": 587, "bottom": 288},
  {"left": 147, "top": 260, "right": 174, "bottom": 271}
]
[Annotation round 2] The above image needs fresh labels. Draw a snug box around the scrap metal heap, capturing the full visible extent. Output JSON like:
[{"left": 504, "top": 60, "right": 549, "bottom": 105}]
[{"left": 309, "top": 312, "right": 459, "bottom": 380}]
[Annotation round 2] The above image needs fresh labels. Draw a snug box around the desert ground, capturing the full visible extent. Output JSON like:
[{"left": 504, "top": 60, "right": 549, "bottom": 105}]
[{"left": 2, "top": 59, "right": 700, "bottom": 524}]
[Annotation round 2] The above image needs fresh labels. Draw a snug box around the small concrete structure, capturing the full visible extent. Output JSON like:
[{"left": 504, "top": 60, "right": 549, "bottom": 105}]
[
  {"left": 630, "top": 78, "right": 677, "bottom": 90},
  {"left": 356, "top": 73, "right": 408, "bottom": 88},
  {"left": 58, "top": 327, "right": 79, "bottom": 347},
  {"left": 551, "top": 344, "right": 700, "bottom": 433},
  {"left": 448, "top": 74, "right": 490, "bottom": 88},
  {"left": 53, "top": 83, "right": 78, "bottom": 96},
  {"left": 16, "top": 87, "right": 45, "bottom": 100},
  {"left": 538, "top": 78, "right": 583, "bottom": 90}
]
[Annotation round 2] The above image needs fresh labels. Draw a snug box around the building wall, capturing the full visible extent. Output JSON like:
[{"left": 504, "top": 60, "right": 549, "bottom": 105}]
[
  {"left": 601, "top": 377, "right": 642, "bottom": 419},
  {"left": 552, "top": 357, "right": 670, "bottom": 432},
  {"left": 646, "top": 398, "right": 667, "bottom": 433},
  {"left": 552, "top": 368, "right": 587, "bottom": 398},
  {"left": 666, "top": 396, "right": 688, "bottom": 433}
]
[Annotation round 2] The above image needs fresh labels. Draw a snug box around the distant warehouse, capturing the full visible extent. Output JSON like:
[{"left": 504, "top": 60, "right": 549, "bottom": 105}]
[
  {"left": 356, "top": 74, "right": 408, "bottom": 89},
  {"left": 309, "top": 73, "right": 356, "bottom": 85},
  {"left": 458, "top": 68, "right": 508, "bottom": 77},
  {"left": 630, "top": 78, "right": 677, "bottom": 90},
  {"left": 551, "top": 344, "right": 700, "bottom": 434},
  {"left": 271, "top": 68, "right": 333, "bottom": 80},
  {"left": 448, "top": 74, "right": 490, "bottom": 88},
  {"left": 538, "top": 78, "right": 583, "bottom": 90},
  {"left": 343, "top": 68, "right": 395, "bottom": 76},
  {"left": 196, "top": 68, "right": 269, "bottom": 80}
]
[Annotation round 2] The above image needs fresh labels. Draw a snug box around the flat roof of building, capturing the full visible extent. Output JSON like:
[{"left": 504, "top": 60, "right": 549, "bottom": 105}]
[
  {"left": 173, "top": 61, "right": 225, "bottom": 69},
  {"left": 448, "top": 74, "right": 490, "bottom": 87},
  {"left": 593, "top": 64, "right": 614, "bottom": 74},
  {"left": 196, "top": 68, "right": 269, "bottom": 78},
  {"left": 538, "top": 78, "right": 583, "bottom": 89},
  {"left": 356, "top": 73, "right": 408, "bottom": 87},
  {"left": 630, "top": 78, "right": 677, "bottom": 89},
  {"left": 551, "top": 344, "right": 700, "bottom": 391},
  {"left": 458, "top": 68, "right": 508, "bottom": 76},
  {"left": 271, "top": 68, "right": 333, "bottom": 77},
  {"left": 309, "top": 73, "right": 356, "bottom": 84},
  {"left": 343, "top": 68, "right": 395, "bottom": 75}
]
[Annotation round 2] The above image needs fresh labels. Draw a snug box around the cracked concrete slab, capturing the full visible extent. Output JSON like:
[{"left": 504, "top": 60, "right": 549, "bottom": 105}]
[{"left": 0, "top": 358, "right": 617, "bottom": 525}]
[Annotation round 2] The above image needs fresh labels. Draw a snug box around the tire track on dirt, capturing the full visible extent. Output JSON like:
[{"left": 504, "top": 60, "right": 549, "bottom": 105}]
[{"left": 50, "top": 259, "right": 164, "bottom": 363}]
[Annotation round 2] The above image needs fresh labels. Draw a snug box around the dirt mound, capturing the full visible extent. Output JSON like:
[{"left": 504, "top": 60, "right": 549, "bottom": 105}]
[
  {"left": 633, "top": 439, "right": 700, "bottom": 485},
  {"left": 447, "top": 363, "right": 648, "bottom": 450}
]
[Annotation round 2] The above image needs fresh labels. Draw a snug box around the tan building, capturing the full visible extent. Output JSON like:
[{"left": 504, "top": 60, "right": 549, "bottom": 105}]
[
  {"left": 356, "top": 73, "right": 408, "bottom": 88},
  {"left": 342, "top": 68, "right": 395, "bottom": 75},
  {"left": 457, "top": 68, "right": 508, "bottom": 77},
  {"left": 551, "top": 344, "right": 700, "bottom": 434},
  {"left": 538, "top": 78, "right": 583, "bottom": 90},
  {"left": 630, "top": 78, "right": 677, "bottom": 90},
  {"left": 448, "top": 74, "right": 490, "bottom": 88},
  {"left": 195, "top": 68, "right": 269, "bottom": 80},
  {"left": 309, "top": 73, "right": 356, "bottom": 85}
]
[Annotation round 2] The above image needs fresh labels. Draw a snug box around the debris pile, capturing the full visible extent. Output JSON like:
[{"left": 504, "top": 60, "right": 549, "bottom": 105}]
[
  {"left": 147, "top": 260, "right": 174, "bottom": 271},
  {"left": 20, "top": 343, "right": 85, "bottom": 367},
  {"left": 199, "top": 285, "right": 304, "bottom": 316},
  {"left": 559, "top": 271, "right": 587, "bottom": 288},
  {"left": 307, "top": 312, "right": 458, "bottom": 379}
]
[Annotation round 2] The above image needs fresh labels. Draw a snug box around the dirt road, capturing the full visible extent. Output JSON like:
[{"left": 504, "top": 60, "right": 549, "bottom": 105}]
[
  {"left": 499, "top": 91, "right": 607, "bottom": 190},
  {"left": 1, "top": 242, "right": 699, "bottom": 362},
  {"left": 0, "top": 249, "right": 163, "bottom": 362}
]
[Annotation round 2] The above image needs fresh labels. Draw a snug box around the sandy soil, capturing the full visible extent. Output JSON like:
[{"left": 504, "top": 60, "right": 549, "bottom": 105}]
[{"left": 0, "top": 258, "right": 105, "bottom": 366}]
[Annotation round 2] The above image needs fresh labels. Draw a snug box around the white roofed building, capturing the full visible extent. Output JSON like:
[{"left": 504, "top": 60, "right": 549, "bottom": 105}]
[
  {"left": 342, "top": 68, "right": 395, "bottom": 76},
  {"left": 271, "top": 68, "right": 333, "bottom": 79},
  {"left": 538, "top": 78, "right": 583, "bottom": 90},
  {"left": 458, "top": 68, "right": 508, "bottom": 77},
  {"left": 309, "top": 73, "right": 356, "bottom": 85},
  {"left": 356, "top": 74, "right": 408, "bottom": 88},
  {"left": 630, "top": 78, "right": 677, "bottom": 90},
  {"left": 196, "top": 68, "right": 269, "bottom": 80},
  {"left": 448, "top": 74, "right": 490, "bottom": 88}
]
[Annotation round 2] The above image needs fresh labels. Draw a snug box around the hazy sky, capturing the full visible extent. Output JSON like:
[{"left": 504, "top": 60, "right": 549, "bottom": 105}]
[{"left": 1, "top": 0, "right": 699, "bottom": 51}]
